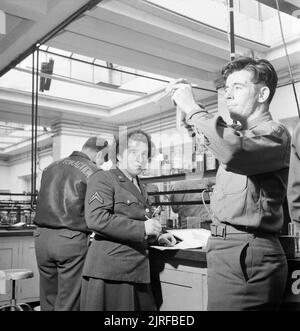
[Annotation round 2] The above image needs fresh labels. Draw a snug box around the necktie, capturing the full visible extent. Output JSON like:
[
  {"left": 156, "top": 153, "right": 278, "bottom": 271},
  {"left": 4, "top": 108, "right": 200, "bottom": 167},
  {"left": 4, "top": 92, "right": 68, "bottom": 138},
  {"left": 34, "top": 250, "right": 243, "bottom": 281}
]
[{"left": 132, "top": 177, "right": 141, "bottom": 192}]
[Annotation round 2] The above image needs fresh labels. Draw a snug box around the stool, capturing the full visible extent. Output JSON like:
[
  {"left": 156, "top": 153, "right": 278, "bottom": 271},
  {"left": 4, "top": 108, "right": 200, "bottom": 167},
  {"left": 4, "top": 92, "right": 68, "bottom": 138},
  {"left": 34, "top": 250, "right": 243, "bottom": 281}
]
[{"left": 0, "top": 269, "right": 34, "bottom": 311}]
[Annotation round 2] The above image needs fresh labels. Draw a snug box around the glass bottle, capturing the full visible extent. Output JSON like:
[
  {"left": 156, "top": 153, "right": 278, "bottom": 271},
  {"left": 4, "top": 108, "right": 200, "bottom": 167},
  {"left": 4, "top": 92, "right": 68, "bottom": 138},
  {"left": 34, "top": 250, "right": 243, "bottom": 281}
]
[{"left": 1, "top": 211, "right": 9, "bottom": 225}]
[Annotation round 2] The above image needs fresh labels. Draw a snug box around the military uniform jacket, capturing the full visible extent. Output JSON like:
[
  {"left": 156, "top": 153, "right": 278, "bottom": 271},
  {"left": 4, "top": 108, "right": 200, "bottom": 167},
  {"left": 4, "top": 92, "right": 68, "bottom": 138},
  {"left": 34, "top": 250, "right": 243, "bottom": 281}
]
[
  {"left": 186, "top": 110, "right": 291, "bottom": 234},
  {"left": 83, "top": 168, "right": 153, "bottom": 283},
  {"left": 288, "top": 122, "right": 300, "bottom": 224}
]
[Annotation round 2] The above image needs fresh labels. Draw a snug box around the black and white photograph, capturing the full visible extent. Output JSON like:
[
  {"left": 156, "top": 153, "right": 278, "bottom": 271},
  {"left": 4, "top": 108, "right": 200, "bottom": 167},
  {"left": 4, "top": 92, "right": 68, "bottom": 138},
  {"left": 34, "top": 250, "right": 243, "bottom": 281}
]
[{"left": 0, "top": 0, "right": 300, "bottom": 316}]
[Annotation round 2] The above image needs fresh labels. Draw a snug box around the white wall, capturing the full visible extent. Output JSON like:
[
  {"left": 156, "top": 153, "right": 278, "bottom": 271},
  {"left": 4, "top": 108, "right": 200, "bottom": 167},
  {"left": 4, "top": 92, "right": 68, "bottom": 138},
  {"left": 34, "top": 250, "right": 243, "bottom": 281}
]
[
  {"left": 4, "top": 151, "right": 53, "bottom": 194},
  {"left": 53, "top": 134, "right": 88, "bottom": 160},
  {"left": 270, "top": 82, "right": 300, "bottom": 134},
  {"left": 52, "top": 133, "right": 114, "bottom": 160},
  {"left": 0, "top": 164, "right": 10, "bottom": 192}
]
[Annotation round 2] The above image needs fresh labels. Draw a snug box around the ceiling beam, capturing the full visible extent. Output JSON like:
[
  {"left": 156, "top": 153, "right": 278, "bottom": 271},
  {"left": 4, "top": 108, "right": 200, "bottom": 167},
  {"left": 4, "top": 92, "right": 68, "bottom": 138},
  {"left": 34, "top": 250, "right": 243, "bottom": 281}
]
[
  {"left": 0, "top": 132, "right": 52, "bottom": 155},
  {"left": 0, "top": 0, "right": 48, "bottom": 21},
  {"left": 0, "top": 87, "right": 111, "bottom": 121},
  {"left": 90, "top": 1, "right": 269, "bottom": 58},
  {"left": 125, "top": 0, "right": 270, "bottom": 49},
  {"left": 67, "top": 16, "right": 226, "bottom": 72},
  {"left": 0, "top": 0, "right": 102, "bottom": 77},
  {"left": 49, "top": 31, "right": 216, "bottom": 86},
  {"left": 87, "top": 5, "right": 236, "bottom": 60}
]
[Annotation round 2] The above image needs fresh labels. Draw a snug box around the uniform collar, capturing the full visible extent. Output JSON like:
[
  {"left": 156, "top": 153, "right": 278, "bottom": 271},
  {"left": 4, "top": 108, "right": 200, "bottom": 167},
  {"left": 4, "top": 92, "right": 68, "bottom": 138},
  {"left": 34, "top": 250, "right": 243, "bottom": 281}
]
[
  {"left": 112, "top": 168, "right": 133, "bottom": 182},
  {"left": 120, "top": 168, "right": 137, "bottom": 182},
  {"left": 70, "top": 151, "right": 91, "bottom": 161},
  {"left": 113, "top": 168, "right": 148, "bottom": 204},
  {"left": 245, "top": 112, "right": 273, "bottom": 130}
]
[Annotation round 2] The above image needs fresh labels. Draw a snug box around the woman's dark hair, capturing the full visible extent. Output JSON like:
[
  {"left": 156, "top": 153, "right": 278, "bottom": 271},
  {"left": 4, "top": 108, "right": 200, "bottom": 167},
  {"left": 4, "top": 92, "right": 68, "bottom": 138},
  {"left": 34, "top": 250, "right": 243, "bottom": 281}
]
[
  {"left": 221, "top": 56, "right": 278, "bottom": 104},
  {"left": 115, "top": 129, "right": 152, "bottom": 160}
]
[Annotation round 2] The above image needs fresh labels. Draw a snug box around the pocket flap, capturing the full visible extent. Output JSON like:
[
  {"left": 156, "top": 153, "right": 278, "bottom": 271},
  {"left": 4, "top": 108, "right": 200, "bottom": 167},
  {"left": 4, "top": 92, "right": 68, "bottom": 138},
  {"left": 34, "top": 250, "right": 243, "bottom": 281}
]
[{"left": 58, "top": 229, "right": 82, "bottom": 239}]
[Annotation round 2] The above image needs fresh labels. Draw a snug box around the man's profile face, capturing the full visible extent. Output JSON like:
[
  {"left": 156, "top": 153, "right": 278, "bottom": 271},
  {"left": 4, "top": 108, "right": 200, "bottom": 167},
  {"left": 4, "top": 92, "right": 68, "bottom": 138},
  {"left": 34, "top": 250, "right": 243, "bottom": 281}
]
[
  {"left": 224, "top": 70, "right": 262, "bottom": 123},
  {"left": 118, "top": 138, "right": 148, "bottom": 177}
]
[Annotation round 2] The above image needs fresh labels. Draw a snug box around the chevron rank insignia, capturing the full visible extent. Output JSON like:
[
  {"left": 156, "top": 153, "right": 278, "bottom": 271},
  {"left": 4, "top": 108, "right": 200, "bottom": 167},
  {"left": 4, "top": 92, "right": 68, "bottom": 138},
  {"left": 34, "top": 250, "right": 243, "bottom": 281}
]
[{"left": 88, "top": 192, "right": 104, "bottom": 205}]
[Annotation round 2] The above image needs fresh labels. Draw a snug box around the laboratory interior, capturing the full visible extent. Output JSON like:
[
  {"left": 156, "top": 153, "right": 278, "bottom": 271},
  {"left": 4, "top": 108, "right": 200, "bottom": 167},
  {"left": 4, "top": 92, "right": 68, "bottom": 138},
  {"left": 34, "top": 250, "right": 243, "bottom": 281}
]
[{"left": 0, "top": 0, "right": 300, "bottom": 311}]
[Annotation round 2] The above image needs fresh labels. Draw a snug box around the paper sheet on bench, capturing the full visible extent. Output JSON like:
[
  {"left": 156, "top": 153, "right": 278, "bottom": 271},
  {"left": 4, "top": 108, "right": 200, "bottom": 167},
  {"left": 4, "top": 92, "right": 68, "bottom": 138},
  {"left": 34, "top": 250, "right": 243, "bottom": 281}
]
[{"left": 151, "top": 228, "right": 211, "bottom": 250}]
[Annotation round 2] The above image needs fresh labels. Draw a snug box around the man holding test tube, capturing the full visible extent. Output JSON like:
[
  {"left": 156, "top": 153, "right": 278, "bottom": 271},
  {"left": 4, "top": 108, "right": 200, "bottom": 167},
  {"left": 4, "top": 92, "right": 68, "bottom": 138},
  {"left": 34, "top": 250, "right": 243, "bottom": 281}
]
[{"left": 166, "top": 57, "right": 290, "bottom": 311}]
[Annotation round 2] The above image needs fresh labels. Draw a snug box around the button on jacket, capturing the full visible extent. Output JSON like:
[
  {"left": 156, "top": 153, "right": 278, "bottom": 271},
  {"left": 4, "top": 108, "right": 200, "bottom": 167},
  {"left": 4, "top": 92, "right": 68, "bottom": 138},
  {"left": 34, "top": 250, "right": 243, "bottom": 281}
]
[
  {"left": 186, "top": 110, "right": 291, "bottom": 234},
  {"left": 34, "top": 151, "right": 98, "bottom": 233},
  {"left": 83, "top": 168, "right": 152, "bottom": 284}
]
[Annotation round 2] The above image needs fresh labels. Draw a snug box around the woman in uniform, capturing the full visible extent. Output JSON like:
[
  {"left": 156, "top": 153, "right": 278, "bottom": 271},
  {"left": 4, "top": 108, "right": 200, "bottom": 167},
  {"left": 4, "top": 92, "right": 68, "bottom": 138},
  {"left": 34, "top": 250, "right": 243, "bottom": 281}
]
[{"left": 81, "top": 129, "right": 175, "bottom": 311}]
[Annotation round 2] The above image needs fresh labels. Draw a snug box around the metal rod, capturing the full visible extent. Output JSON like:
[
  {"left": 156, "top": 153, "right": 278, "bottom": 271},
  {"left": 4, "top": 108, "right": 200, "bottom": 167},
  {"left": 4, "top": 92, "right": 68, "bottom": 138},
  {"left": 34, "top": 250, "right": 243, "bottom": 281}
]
[
  {"left": 14, "top": 66, "right": 147, "bottom": 97},
  {"left": 34, "top": 48, "right": 39, "bottom": 204},
  {"left": 31, "top": 51, "right": 35, "bottom": 208},
  {"left": 228, "top": 0, "right": 237, "bottom": 125},
  {"left": 229, "top": 0, "right": 235, "bottom": 61},
  {"left": 38, "top": 49, "right": 217, "bottom": 93}
]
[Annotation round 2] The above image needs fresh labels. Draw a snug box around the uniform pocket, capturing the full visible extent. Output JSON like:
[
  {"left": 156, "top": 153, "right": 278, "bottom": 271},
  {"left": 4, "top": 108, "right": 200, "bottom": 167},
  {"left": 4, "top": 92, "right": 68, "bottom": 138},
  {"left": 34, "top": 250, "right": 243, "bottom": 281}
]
[
  {"left": 239, "top": 242, "right": 253, "bottom": 282},
  {"left": 222, "top": 173, "right": 247, "bottom": 195},
  {"left": 58, "top": 229, "right": 82, "bottom": 239},
  {"left": 114, "top": 194, "right": 140, "bottom": 207}
]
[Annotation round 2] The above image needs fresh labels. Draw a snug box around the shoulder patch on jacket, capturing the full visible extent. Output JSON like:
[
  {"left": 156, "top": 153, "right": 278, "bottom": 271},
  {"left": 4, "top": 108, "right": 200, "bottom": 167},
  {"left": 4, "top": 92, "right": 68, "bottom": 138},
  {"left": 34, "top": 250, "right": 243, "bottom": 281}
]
[{"left": 88, "top": 192, "right": 104, "bottom": 205}]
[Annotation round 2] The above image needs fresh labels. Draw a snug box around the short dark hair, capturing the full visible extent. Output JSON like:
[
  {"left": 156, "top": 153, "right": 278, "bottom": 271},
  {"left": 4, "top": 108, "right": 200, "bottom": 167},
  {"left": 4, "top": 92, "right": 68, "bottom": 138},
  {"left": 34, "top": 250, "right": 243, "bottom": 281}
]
[
  {"left": 82, "top": 136, "right": 108, "bottom": 153},
  {"left": 221, "top": 57, "right": 278, "bottom": 104},
  {"left": 115, "top": 129, "right": 151, "bottom": 160}
]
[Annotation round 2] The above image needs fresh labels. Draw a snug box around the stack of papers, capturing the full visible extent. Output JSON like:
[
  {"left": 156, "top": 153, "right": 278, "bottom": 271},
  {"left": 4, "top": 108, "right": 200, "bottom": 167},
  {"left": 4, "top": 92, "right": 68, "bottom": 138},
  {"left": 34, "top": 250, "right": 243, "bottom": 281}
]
[{"left": 151, "top": 228, "right": 211, "bottom": 250}]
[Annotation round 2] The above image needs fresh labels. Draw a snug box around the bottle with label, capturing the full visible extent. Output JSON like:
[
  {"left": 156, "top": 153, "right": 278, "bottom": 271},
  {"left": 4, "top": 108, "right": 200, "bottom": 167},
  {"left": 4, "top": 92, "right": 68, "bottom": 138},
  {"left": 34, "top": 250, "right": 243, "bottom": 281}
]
[
  {"left": 195, "top": 149, "right": 205, "bottom": 174},
  {"left": 9, "top": 211, "right": 17, "bottom": 225},
  {"left": 161, "top": 155, "right": 170, "bottom": 175},
  {"left": 205, "top": 150, "right": 217, "bottom": 170},
  {"left": 20, "top": 210, "right": 26, "bottom": 223},
  {"left": 30, "top": 210, "right": 36, "bottom": 225},
  {"left": 0, "top": 211, "right": 9, "bottom": 225},
  {"left": 24, "top": 210, "right": 31, "bottom": 225}
]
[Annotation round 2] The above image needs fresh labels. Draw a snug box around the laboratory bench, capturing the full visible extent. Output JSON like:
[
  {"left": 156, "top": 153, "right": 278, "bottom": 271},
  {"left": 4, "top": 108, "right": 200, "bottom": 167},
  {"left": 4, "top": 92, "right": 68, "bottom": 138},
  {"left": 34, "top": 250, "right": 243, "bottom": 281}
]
[
  {"left": 1, "top": 228, "right": 300, "bottom": 310},
  {"left": 150, "top": 244, "right": 300, "bottom": 311}
]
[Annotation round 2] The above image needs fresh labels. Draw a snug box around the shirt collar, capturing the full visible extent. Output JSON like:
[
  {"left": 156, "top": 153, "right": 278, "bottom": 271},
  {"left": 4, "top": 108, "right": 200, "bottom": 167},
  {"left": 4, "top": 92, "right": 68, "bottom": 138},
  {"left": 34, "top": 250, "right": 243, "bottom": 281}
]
[
  {"left": 70, "top": 151, "right": 91, "bottom": 161},
  {"left": 245, "top": 112, "right": 273, "bottom": 130}
]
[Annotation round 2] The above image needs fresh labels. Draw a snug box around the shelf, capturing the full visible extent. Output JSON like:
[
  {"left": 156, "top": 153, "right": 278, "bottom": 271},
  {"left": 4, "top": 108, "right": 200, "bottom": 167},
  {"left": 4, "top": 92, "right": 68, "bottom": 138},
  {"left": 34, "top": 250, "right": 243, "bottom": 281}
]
[
  {"left": 140, "top": 170, "right": 217, "bottom": 184},
  {"left": 0, "top": 192, "right": 37, "bottom": 197},
  {"left": 0, "top": 225, "right": 36, "bottom": 231},
  {"left": 151, "top": 200, "right": 210, "bottom": 206},
  {"left": 147, "top": 188, "right": 212, "bottom": 195}
]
